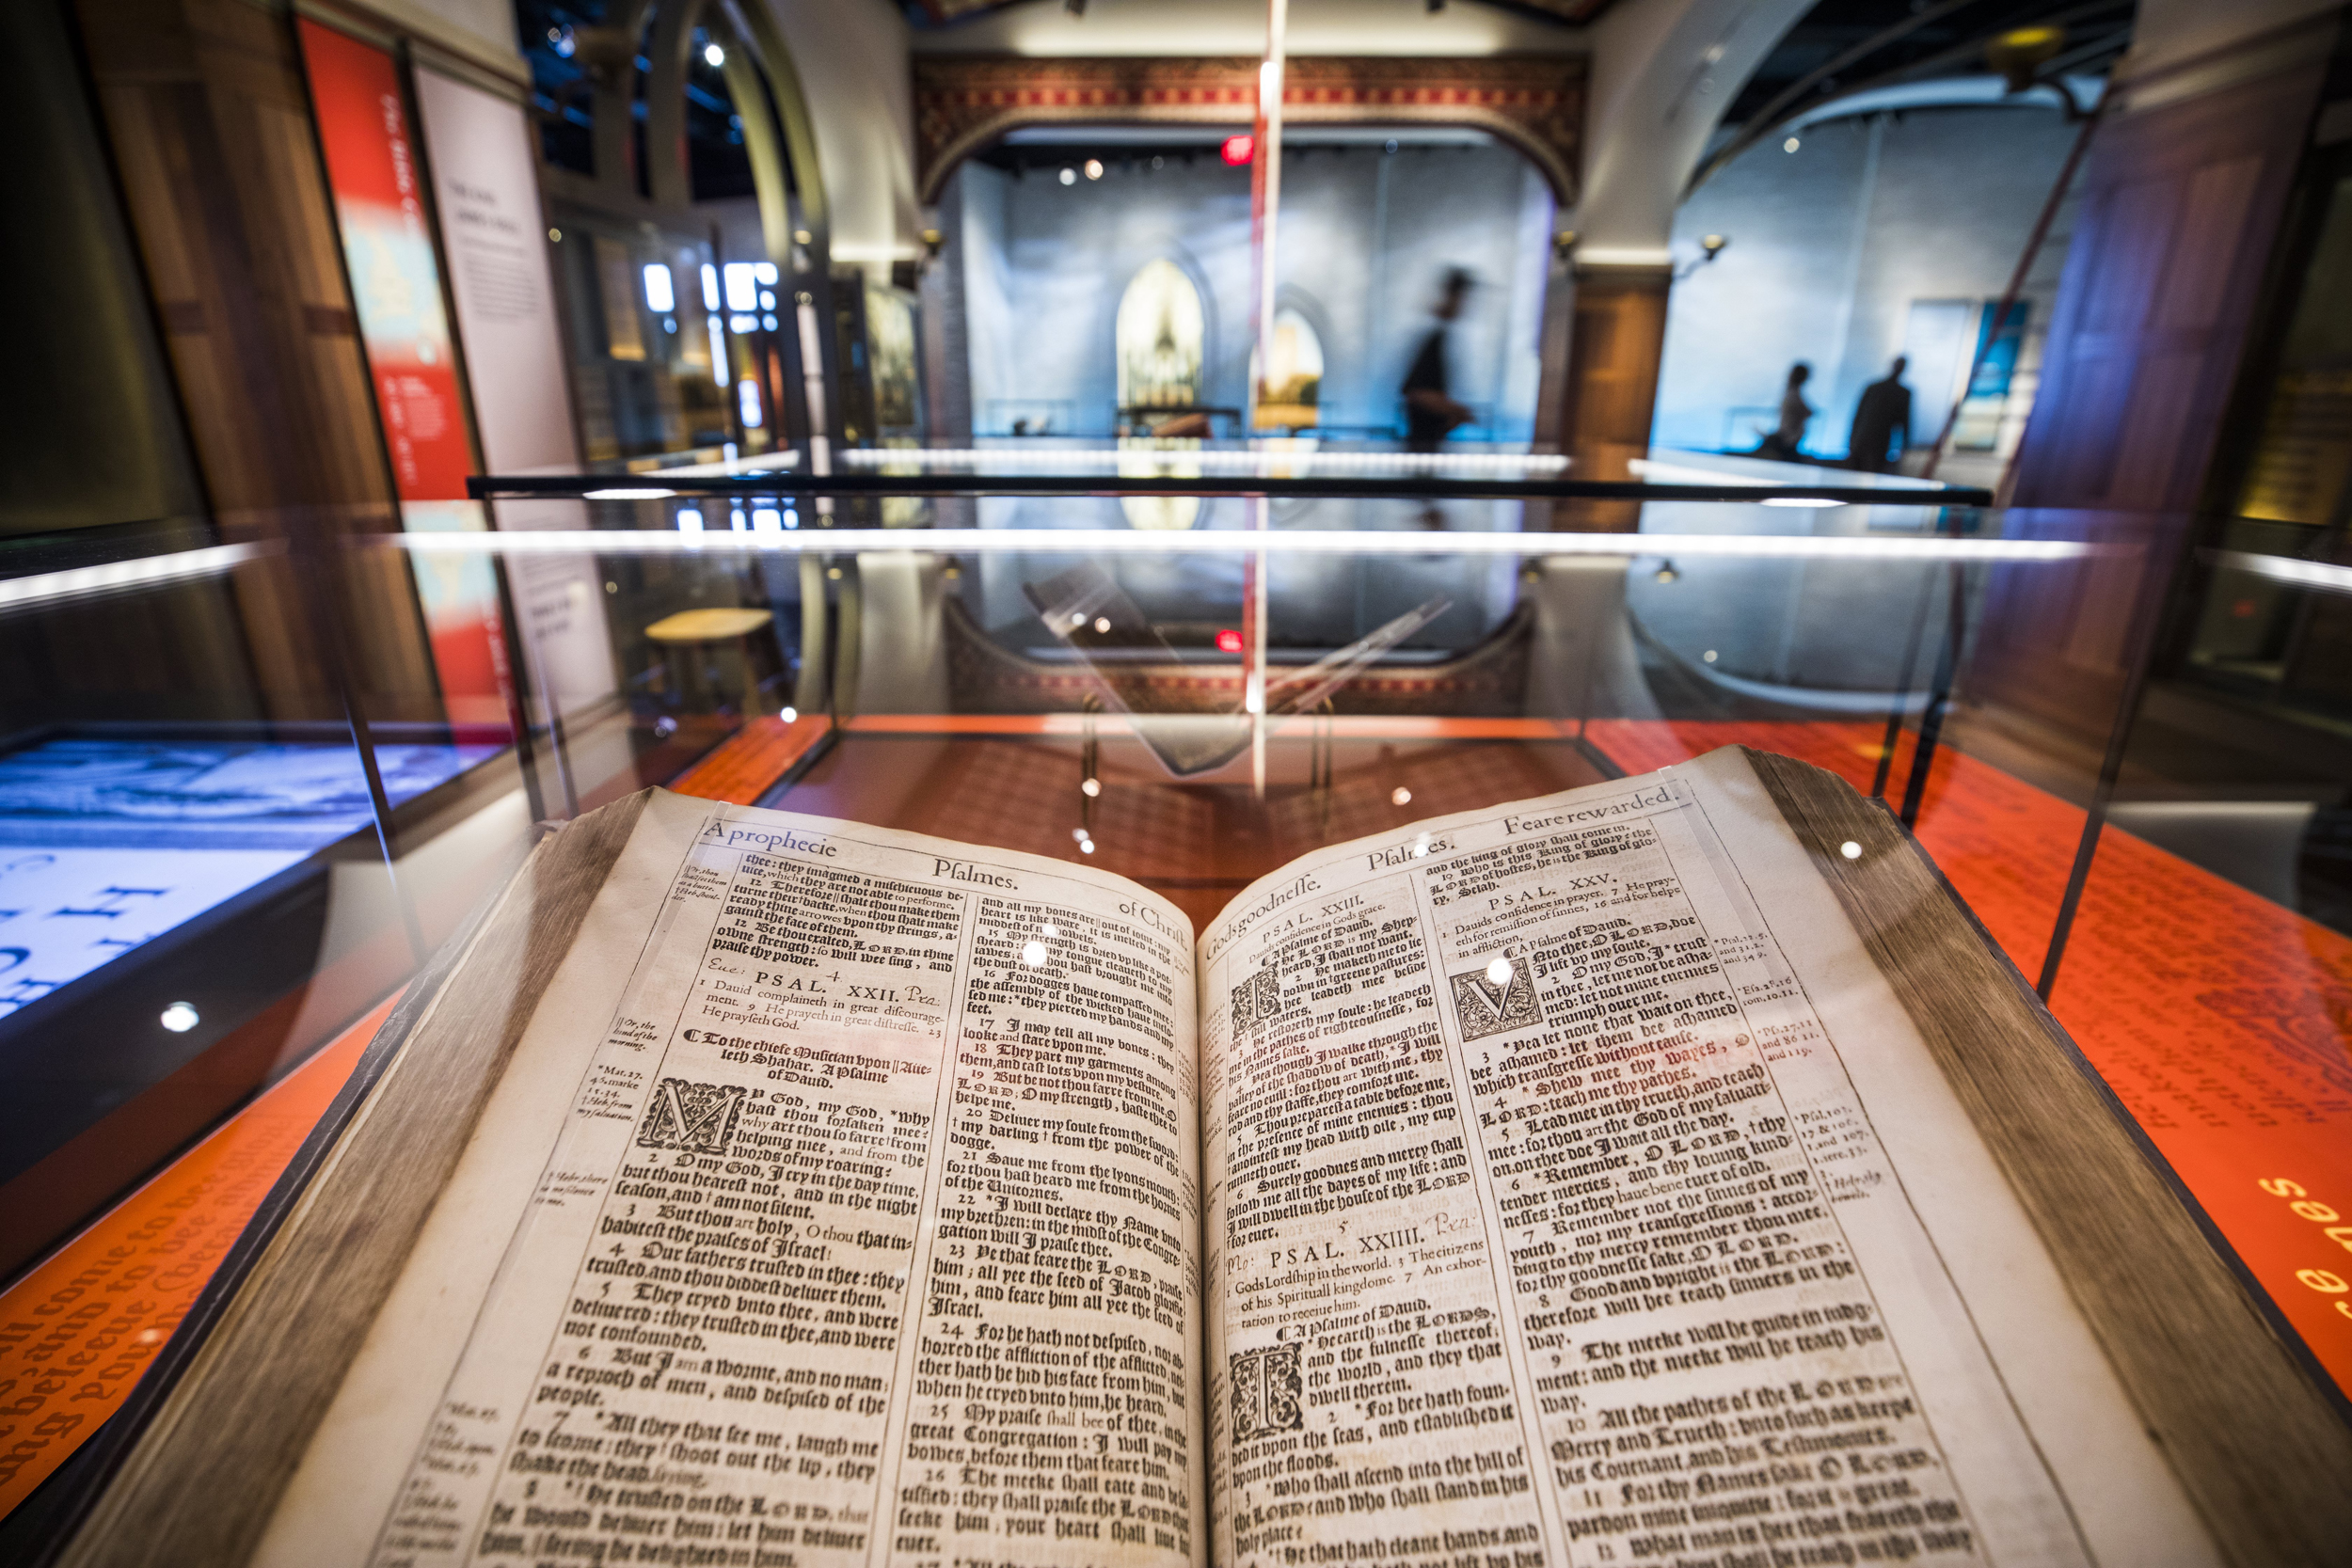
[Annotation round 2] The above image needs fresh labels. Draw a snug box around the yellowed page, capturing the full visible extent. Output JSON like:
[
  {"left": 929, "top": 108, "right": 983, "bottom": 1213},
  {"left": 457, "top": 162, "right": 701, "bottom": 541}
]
[
  {"left": 1197, "top": 749, "right": 2214, "bottom": 1568},
  {"left": 256, "top": 789, "right": 1202, "bottom": 1568}
]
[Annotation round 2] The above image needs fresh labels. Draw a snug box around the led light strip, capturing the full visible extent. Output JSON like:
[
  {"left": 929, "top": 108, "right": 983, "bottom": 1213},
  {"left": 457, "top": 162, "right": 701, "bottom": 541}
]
[
  {"left": 0, "top": 540, "right": 277, "bottom": 613},
  {"left": 639, "top": 450, "right": 803, "bottom": 478},
  {"left": 2210, "top": 549, "right": 2352, "bottom": 597},
  {"left": 833, "top": 447, "right": 1575, "bottom": 476},
  {"left": 382, "top": 529, "right": 2104, "bottom": 562},
  {"left": 1628, "top": 457, "right": 1945, "bottom": 498}
]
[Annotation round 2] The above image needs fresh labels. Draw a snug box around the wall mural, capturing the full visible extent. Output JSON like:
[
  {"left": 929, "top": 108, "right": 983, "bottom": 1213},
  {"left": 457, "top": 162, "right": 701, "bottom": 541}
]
[
  {"left": 1117, "top": 260, "right": 1205, "bottom": 414},
  {"left": 1256, "top": 307, "right": 1326, "bottom": 431},
  {"left": 1117, "top": 260, "right": 1205, "bottom": 531}
]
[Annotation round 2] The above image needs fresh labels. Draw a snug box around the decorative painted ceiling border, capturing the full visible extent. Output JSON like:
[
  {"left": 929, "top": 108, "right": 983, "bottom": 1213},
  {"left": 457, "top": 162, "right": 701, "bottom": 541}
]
[
  {"left": 910, "top": 0, "right": 1618, "bottom": 27},
  {"left": 912, "top": 55, "right": 1588, "bottom": 205}
]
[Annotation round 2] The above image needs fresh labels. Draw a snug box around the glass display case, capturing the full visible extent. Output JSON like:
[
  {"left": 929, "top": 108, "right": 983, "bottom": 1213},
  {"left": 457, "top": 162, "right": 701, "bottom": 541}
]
[{"left": 2, "top": 449, "right": 2347, "bottom": 1544}]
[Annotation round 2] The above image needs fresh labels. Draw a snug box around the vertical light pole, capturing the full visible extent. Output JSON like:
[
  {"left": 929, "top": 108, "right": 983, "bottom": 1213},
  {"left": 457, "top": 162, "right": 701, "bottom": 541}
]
[{"left": 1244, "top": 0, "right": 1287, "bottom": 794}]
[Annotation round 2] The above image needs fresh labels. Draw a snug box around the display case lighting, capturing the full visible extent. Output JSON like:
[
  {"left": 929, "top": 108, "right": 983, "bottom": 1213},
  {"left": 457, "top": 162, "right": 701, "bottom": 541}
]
[
  {"left": 836, "top": 447, "right": 1573, "bottom": 477},
  {"left": 394, "top": 530, "right": 2103, "bottom": 564},
  {"left": 723, "top": 261, "right": 758, "bottom": 311},
  {"left": 0, "top": 540, "right": 272, "bottom": 612},
  {"left": 642, "top": 263, "right": 675, "bottom": 313}
]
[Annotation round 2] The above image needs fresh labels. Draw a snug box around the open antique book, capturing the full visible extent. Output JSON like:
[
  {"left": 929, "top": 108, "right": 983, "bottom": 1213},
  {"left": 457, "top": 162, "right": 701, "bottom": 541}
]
[{"left": 53, "top": 749, "right": 2352, "bottom": 1568}]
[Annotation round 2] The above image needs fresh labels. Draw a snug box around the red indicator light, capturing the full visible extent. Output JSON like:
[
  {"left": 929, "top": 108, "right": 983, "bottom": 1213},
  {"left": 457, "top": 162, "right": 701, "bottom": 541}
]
[
  {"left": 1216, "top": 628, "right": 1244, "bottom": 654},
  {"left": 1221, "top": 135, "right": 1255, "bottom": 166}
]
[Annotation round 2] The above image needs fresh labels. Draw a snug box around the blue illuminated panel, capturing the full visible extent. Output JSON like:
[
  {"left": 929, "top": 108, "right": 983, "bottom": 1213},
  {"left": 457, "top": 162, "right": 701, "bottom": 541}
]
[{"left": 0, "top": 738, "right": 496, "bottom": 1015}]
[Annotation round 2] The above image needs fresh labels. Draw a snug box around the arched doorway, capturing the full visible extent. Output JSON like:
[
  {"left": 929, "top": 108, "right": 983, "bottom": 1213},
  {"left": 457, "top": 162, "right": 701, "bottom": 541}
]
[{"left": 516, "top": 0, "right": 833, "bottom": 461}]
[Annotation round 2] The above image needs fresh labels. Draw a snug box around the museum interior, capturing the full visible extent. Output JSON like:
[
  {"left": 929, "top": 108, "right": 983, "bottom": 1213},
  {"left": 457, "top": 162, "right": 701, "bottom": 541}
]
[{"left": 4, "top": 0, "right": 2352, "bottom": 1551}]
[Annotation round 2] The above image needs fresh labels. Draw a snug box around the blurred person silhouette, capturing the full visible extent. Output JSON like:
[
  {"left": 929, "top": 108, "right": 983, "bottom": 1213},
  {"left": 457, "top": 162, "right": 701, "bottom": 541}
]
[
  {"left": 1402, "top": 268, "right": 1476, "bottom": 455},
  {"left": 1847, "top": 356, "right": 1913, "bottom": 473},
  {"left": 1756, "top": 362, "right": 1813, "bottom": 460}
]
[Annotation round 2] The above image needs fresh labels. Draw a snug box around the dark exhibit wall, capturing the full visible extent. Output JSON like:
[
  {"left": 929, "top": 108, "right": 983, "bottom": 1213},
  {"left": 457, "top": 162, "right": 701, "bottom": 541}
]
[
  {"left": 948, "top": 136, "right": 1554, "bottom": 443},
  {"left": 0, "top": 0, "right": 206, "bottom": 537}
]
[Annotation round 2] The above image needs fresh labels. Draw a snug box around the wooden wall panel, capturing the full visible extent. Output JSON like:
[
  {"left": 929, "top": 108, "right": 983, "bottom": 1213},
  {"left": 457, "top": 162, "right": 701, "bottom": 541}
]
[
  {"left": 1974, "top": 38, "right": 2330, "bottom": 745},
  {"left": 73, "top": 0, "right": 441, "bottom": 721},
  {"left": 2010, "top": 61, "right": 2327, "bottom": 515},
  {"left": 1555, "top": 263, "right": 1669, "bottom": 531}
]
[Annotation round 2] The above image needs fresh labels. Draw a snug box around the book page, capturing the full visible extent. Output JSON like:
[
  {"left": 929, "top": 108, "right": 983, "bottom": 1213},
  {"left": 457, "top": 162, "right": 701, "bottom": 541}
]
[
  {"left": 255, "top": 790, "right": 1204, "bottom": 1568},
  {"left": 1198, "top": 748, "right": 2216, "bottom": 1568}
]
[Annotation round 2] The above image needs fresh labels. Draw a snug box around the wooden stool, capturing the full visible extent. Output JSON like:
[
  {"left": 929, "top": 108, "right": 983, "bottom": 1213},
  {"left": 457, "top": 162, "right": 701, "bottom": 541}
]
[{"left": 643, "top": 607, "right": 783, "bottom": 716}]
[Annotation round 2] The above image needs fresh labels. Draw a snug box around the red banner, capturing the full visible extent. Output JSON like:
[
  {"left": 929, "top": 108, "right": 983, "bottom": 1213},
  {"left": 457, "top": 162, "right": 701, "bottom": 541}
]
[{"left": 298, "top": 19, "right": 511, "bottom": 736}]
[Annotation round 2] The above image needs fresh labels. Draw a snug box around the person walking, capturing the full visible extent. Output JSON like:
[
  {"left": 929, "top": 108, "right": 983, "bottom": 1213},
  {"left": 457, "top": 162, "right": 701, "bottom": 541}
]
[
  {"left": 1848, "top": 356, "right": 1914, "bottom": 473},
  {"left": 1402, "top": 268, "right": 1477, "bottom": 454},
  {"left": 1757, "top": 363, "right": 1813, "bottom": 460}
]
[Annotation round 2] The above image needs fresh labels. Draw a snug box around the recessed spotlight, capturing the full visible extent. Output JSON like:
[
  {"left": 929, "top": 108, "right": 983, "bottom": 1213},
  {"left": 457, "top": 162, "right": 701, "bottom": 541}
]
[
  {"left": 1080, "top": 840, "right": 1096, "bottom": 854},
  {"left": 1059, "top": 166, "right": 1077, "bottom": 185},
  {"left": 1082, "top": 778, "right": 1102, "bottom": 798},
  {"left": 1391, "top": 786, "right": 1412, "bottom": 806},
  {"left": 1093, "top": 617, "right": 1111, "bottom": 633},
  {"left": 160, "top": 1002, "right": 199, "bottom": 1033},
  {"left": 1703, "top": 649, "right": 1719, "bottom": 663},
  {"left": 704, "top": 41, "right": 724, "bottom": 67},
  {"left": 1084, "top": 159, "right": 1104, "bottom": 181},
  {"left": 1784, "top": 136, "right": 1802, "bottom": 153}
]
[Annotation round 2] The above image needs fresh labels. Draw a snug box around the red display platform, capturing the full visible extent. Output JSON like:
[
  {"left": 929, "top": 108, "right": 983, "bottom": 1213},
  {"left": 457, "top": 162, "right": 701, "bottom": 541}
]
[{"left": 7, "top": 715, "right": 2344, "bottom": 1524}]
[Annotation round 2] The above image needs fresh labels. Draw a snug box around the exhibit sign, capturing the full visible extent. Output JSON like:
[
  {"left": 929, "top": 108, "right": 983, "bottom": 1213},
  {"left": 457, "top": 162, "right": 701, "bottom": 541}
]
[
  {"left": 411, "top": 66, "right": 617, "bottom": 719},
  {"left": 296, "top": 18, "right": 512, "bottom": 737}
]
